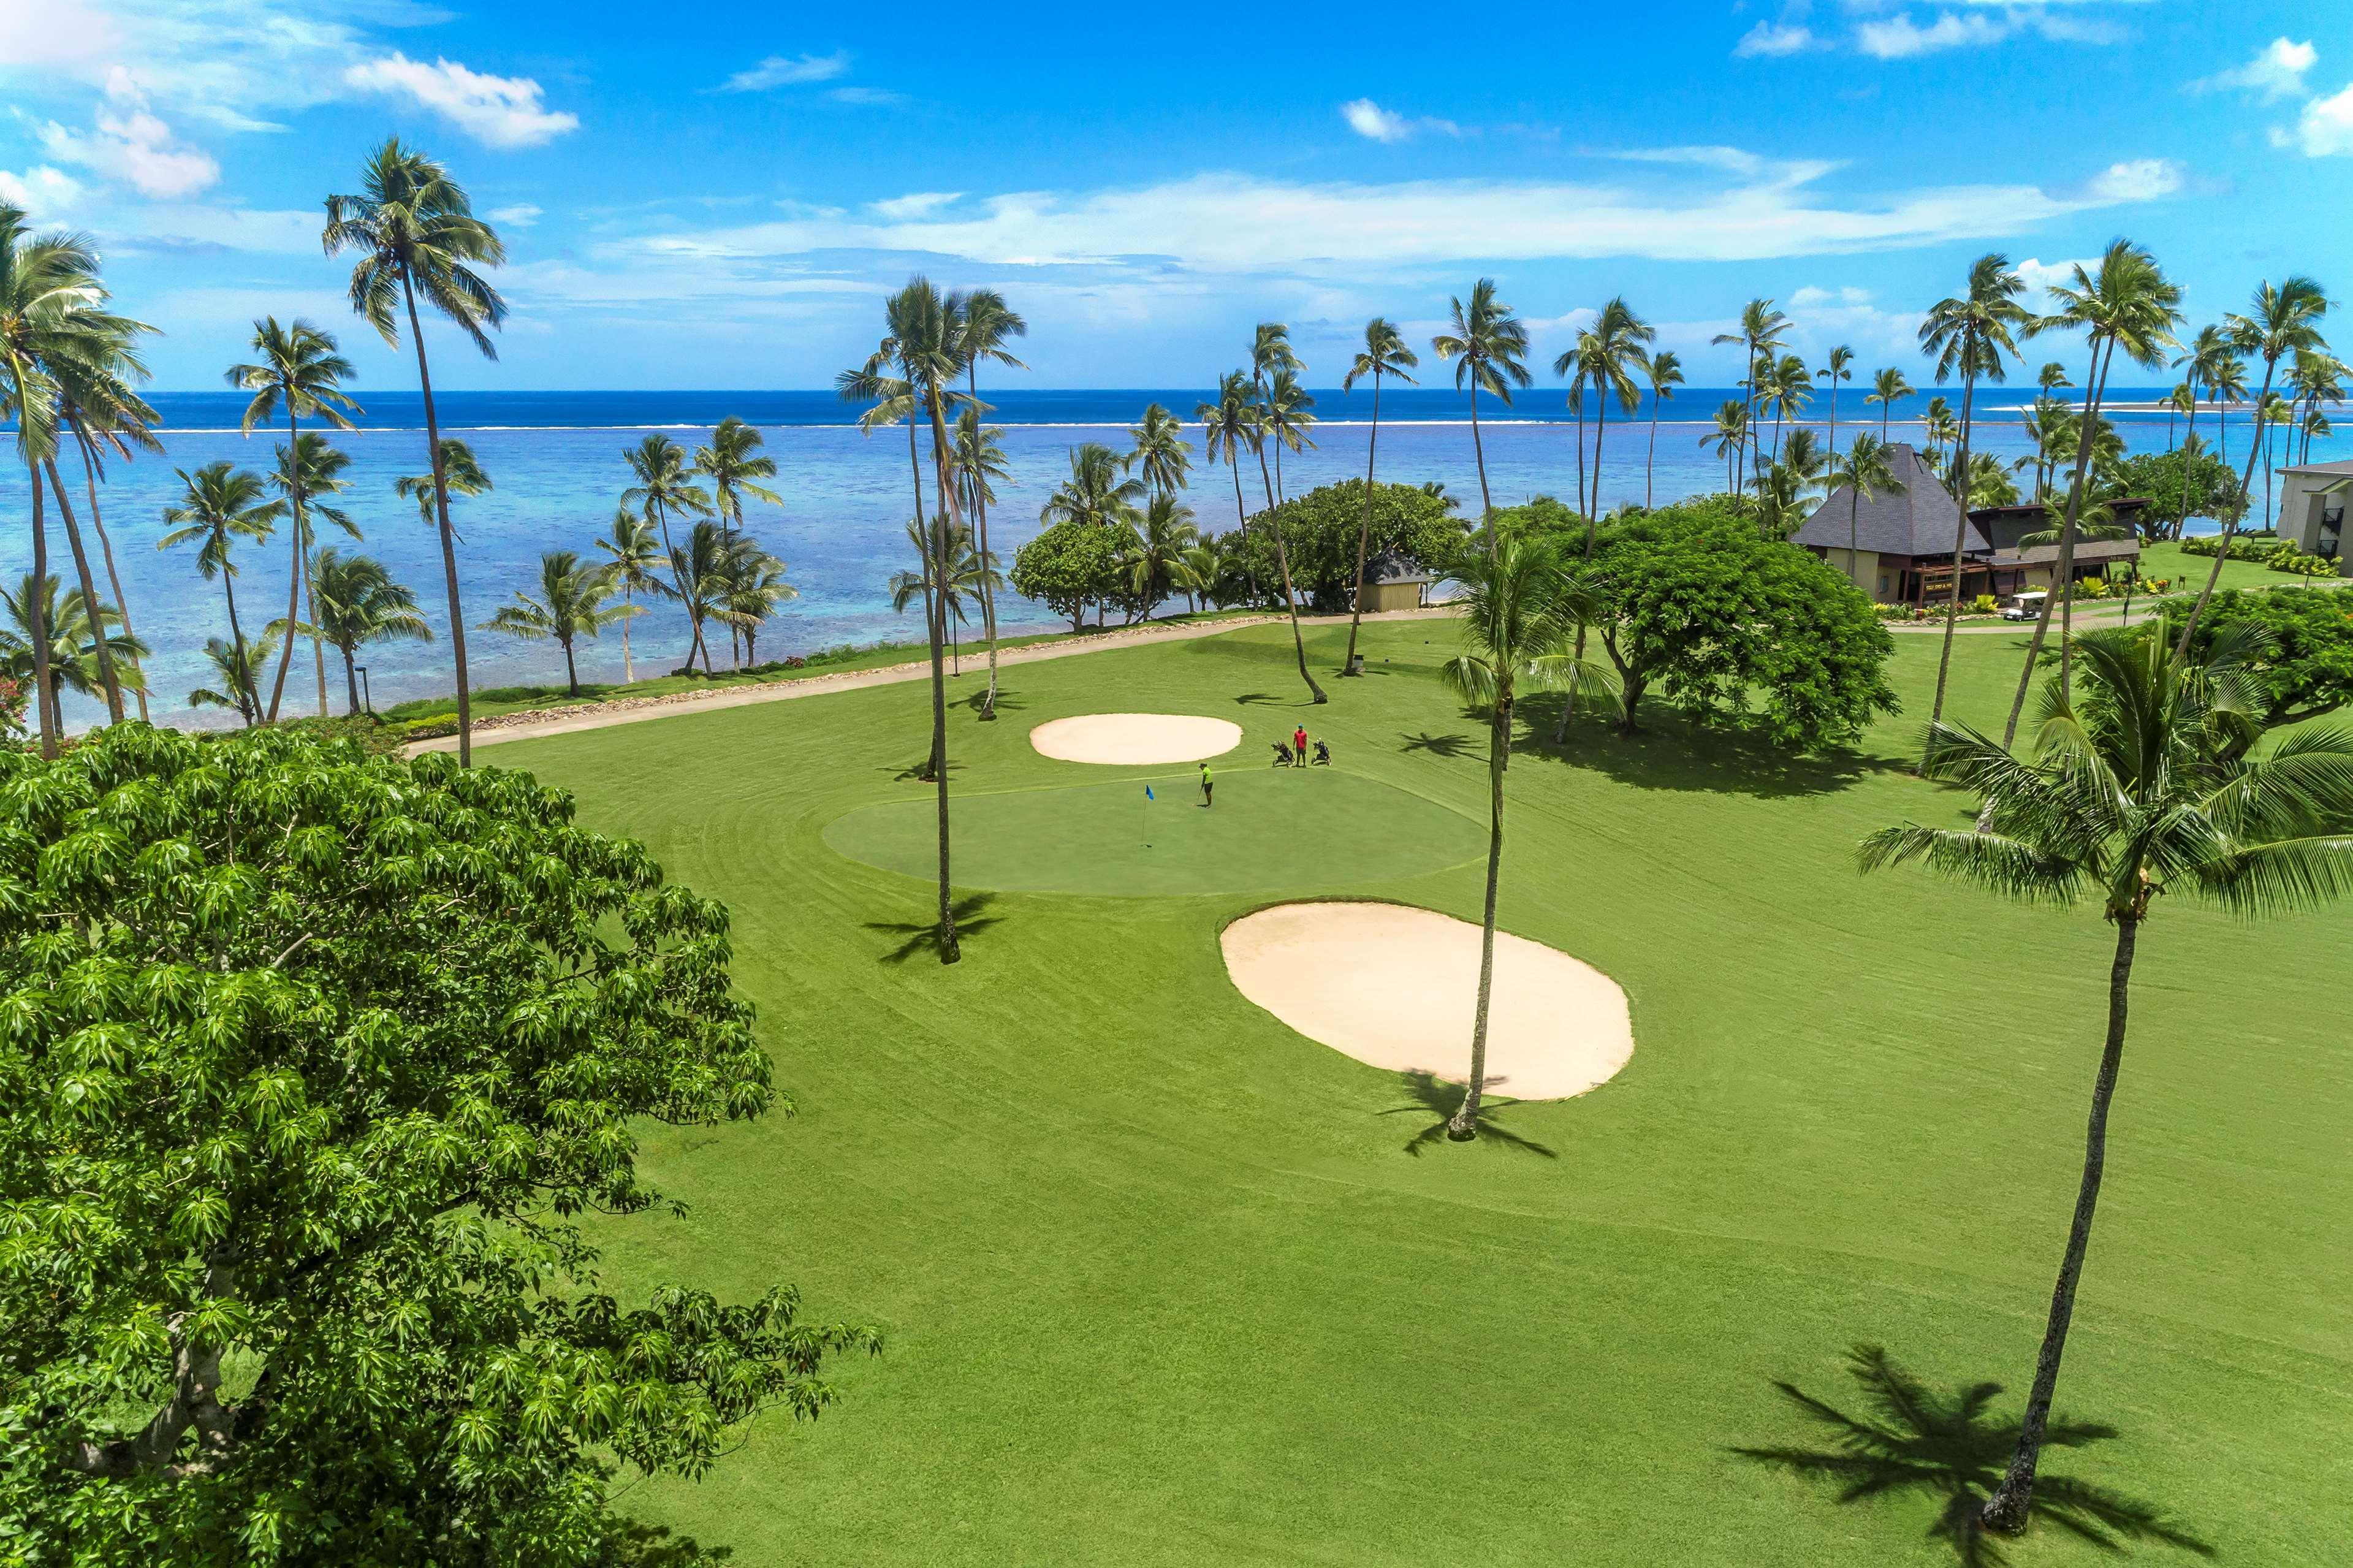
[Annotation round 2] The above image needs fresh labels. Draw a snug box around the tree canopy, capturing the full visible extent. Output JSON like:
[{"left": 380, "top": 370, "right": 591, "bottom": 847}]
[
  {"left": 1008, "top": 519, "right": 1127, "bottom": 632},
  {"left": 2101, "top": 444, "right": 2242, "bottom": 539},
  {"left": 1221, "top": 481, "right": 1469, "bottom": 611},
  {"left": 1565, "top": 499, "right": 1899, "bottom": 750},
  {"left": 2162, "top": 587, "right": 2353, "bottom": 723},
  {"left": 0, "top": 725, "right": 873, "bottom": 1565}
]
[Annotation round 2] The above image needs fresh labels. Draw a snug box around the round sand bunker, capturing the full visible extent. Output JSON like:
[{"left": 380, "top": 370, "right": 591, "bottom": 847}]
[
  {"left": 1030, "top": 712, "right": 1242, "bottom": 766},
  {"left": 1220, "top": 902, "right": 1633, "bottom": 1100}
]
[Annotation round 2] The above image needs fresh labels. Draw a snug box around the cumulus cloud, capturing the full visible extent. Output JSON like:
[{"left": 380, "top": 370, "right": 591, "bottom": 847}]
[
  {"left": 2290, "top": 83, "right": 2353, "bottom": 158},
  {"left": 2192, "top": 37, "right": 2316, "bottom": 101},
  {"left": 1735, "top": 21, "right": 1817, "bottom": 57},
  {"left": 2080, "top": 158, "right": 2182, "bottom": 202},
  {"left": 870, "top": 191, "right": 962, "bottom": 219},
  {"left": 716, "top": 50, "right": 851, "bottom": 92},
  {"left": 0, "top": 164, "right": 86, "bottom": 218},
  {"left": 343, "top": 52, "right": 579, "bottom": 148},
  {"left": 38, "top": 96, "right": 218, "bottom": 199},
  {"left": 488, "top": 204, "right": 542, "bottom": 227},
  {"left": 1340, "top": 99, "right": 1458, "bottom": 143},
  {"left": 1856, "top": 12, "right": 2011, "bottom": 59},
  {"left": 826, "top": 85, "right": 907, "bottom": 107}
]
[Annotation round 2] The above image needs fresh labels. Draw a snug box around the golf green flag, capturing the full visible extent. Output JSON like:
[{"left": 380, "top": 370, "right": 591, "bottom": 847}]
[{"left": 1144, "top": 785, "right": 1154, "bottom": 800}]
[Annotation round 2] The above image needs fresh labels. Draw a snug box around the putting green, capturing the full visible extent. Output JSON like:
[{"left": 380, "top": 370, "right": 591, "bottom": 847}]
[{"left": 823, "top": 767, "right": 1485, "bottom": 896}]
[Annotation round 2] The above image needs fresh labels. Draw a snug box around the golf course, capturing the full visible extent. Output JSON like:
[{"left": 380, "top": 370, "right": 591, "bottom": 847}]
[{"left": 476, "top": 614, "right": 2346, "bottom": 1566}]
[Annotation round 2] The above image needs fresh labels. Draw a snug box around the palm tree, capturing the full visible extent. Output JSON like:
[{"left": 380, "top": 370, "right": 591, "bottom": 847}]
[
  {"left": 1, "top": 573, "right": 146, "bottom": 730},
  {"left": 1701, "top": 400, "right": 1749, "bottom": 493},
  {"left": 1816, "top": 344, "right": 1855, "bottom": 465},
  {"left": 157, "top": 462, "right": 283, "bottom": 726},
  {"left": 1432, "top": 278, "right": 1533, "bottom": 558},
  {"left": 480, "top": 549, "right": 634, "bottom": 697},
  {"left": 2000, "top": 241, "right": 2184, "bottom": 747},
  {"left": 1212, "top": 346, "right": 1323, "bottom": 702},
  {"left": 2289, "top": 349, "right": 2345, "bottom": 465},
  {"left": 1712, "top": 299, "right": 1790, "bottom": 492},
  {"left": 325, "top": 137, "right": 507, "bottom": 765},
  {"left": 890, "top": 519, "right": 991, "bottom": 665},
  {"left": 1339, "top": 318, "right": 1420, "bottom": 674},
  {"left": 1638, "top": 348, "right": 1684, "bottom": 509},
  {"left": 1828, "top": 435, "right": 1904, "bottom": 592},
  {"left": 1122, "top": 491, "right": 1198, "bottom": 614},
  {"left": 721, "top": 544, "right": 797, "bottom": 666},
  {"left": 1041, "top": 441, "right": 1146, "bottom": 529},
  {"left": 1263, "top": 367, "right": 1318, "bottom": 505},
  {"left": 591, "top": 504, "right": 670, "bottom": 684},
  {"left": 1862, "top": 622, "right": 2353, "bottom": 1536},
  {"left": 1439, "top": 533, "right": 1616, "bottom": 1140},
  {"left": 1764, "top": 351, "right": 1811, "bottom": 471},
  {"left": 1920, "top": 253, "right": 2029, "bottom": 728},
  {"left": 226, "top": 316, "right": 360, "bottom": 723},
  {"left": 1245, "top": 322, "right": 1301, "bottom": 515},
  {"left": 1125, "top": 401, "right": 1191, "bottom": 499},
  {"left": 2169, "top": 326, "right": 2230, "bottom": 541},
  {"left": 271, "top": 431, "right": 363, "bottom": 715},
  {"left": 619, "top": 433, "right": 715, "bottom": 668},
  {"left": 50, "top": 311, "right": 159, "bottom": 725},
  {"left": 188, "top": 632, "right": 273, "bottom": 721},
  {"left": 694, "top": 416, "right": 781, "bottom": 665},
  {"left": 1554, "top": 297, "right": 1651, "bottom": 535},
  {"left": 1921, "top": 395, "right": 1953, "bottom": 465},
  {"left": 839, "top": 278, "right": 973, "bottom": 964},
  {"left": 289, "top": 548, "right": 430, "bottom": 714},
  {"left": 956, "top": 288, "right": 1026, "bottom": 721},
  {"left": 395, "top": 440, "right": 490, "bottom": 549},
  {"left": 2205, "top": 350, "right": 2248, "bottom": 473},
  {"left": 666, "top": 520, "right": 754, "bottom": 677},
  {"left": 1865, "top": 366, "right": 1914, "bottom": 446}
]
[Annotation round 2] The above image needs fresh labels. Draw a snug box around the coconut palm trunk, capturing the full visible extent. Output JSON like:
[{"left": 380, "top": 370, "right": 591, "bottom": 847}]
[
  {"left": 401, "top": 278, "right": 474, "bottom": 764},
  {"left": 1252, "top": 397, "right": 1326, "bottom": 703},
  {"left": 1929, "top": 367, "right": 1980, "bottom": 725},
  {"left": 340, "top": 642, "right": 362, "bottom": 715},
  {"left": 967, "top": 363, "right": 1003, "bottom": 719},
  {"left": 1469, "top": 381, "right": 1497, "bottom": 561},
  {"left": 25, "top": 460, "right": 57, "bottom": 757},
  {"left": 1644, "top": 395, "right": 1661, "bottom": 510},
  {"left": 1981, "top": 914, "right": 2138, "bottom": 1533},
  {"left": 1448, "top": 686, "right": 1510, "bottom": 1141},
  {"left": 1342, "top": 367, "right": 1385, "bottom": 675},
  {"left": 919, "top": 386, "right": 965, "bottom": 963},
  {"left": 68, "top": 417, "right": 148, "bottom": 721},
  {"left": 2175, "top": 355, "right": 2285, "bottom": 654},
  {"left": 2001, "top": 337, "right": 2115, "bottom": 748},
  {"left": 1591, "top": 385, "right": 1610, "bottom": 520},
  {"left": 618, "top": 585, "right": 635, "bottom": 681},
  {"left": 2172, "top": 389, "right": 2198, "bottom": 543},
  {"left": 1573, "top": 394, "right": 1588, "bottom": 521},
  {"left": 42, "top": 459, "right": 124, "bottom": 723},
  {"left": 262, "top": 401, "right": 305, "bottom": 722}
]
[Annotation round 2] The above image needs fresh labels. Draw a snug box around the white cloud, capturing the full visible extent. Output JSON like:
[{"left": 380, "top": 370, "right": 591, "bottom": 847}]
[
  {"left": 1339, "top": 99, "right": 1459, "bottom": 143},
  {"left": 2013, "top": 255, "right": 2096, "bottom": 307},
  {"left": 488, "top": 203, "right": 542, "bottom": 227},
  {"left": 1790, "top": 284, "right": 1872, "bottom": 306},
  {"left": 2080, "top": 157, "right": 2181, "bottom": 201},
  {"left": 717, "top": 50, "right": 851, "bottom": 92},
  {"left": 2292, "top": 83, "right": 2353, "bottom": 158},
  {"left": 38, "top": 99, "right": 218, "bottom": 198},
  {"left": 827, "top": 85, "right": 906, "bottom": 107},
  {"left": 1736, "top": 21, "right": 1817, "bottom": 56},
  {"left": 0, "top": 164, "right": 86, "bottom": 218},
  {"left": 870, "top": 191, "right": 962, "bottom": 220},
  {"left": 2192, "top": 37, "right": 2316, "bottom": 101},
  {"left": 342, "top": 52, "right": 579, "bottom": 148},
  {"left": 1856, "top": 12, "right": 2012, "bottom": 58}
]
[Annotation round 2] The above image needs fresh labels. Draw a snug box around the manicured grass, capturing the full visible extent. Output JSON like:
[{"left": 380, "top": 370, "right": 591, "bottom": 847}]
[
  {"left": 2141, "top": 538, "right": 2346, "bottom": 597},
  {"left": 485, "top": 617, "right": 2352, "bottom": 1566},
  {"left": 824, "top": 766, "right": 1486, "bottom": 897}
]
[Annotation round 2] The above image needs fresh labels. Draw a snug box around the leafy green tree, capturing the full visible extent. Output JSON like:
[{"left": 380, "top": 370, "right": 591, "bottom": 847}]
[
  {"left": 1009, "top": 519, "right": 1125, "bottom": 633},
  {"left": 227, "top": 317, "right": 361, "bottom": 725},
  {"left": 1224, "top": 481, "right": 1467, "bottom": 612},
  {"left": 2162, "top": 588, "right": 2353, "bottom": 722},
  {"left": 1439, "top": 534, "right": 1615, "bottom": 1139},
  {"left": 2100, "top": 444, "right": 2237, "bottom": 539},
  {"left": 325, "top": 138, "right": 507, "bottom": 766},
  {"left": 1431, "top": 278, "right": 1532, "bottom": 555},
  {"left": 284, "top": 547, "right": 430, "bottom": 714},
  {"left": 157, "top": 462, "right": 283, "bottom": 727},
  {"left": 1861, "top": 623, "right": 2353, "bottom": 1537},
  {"left": 479, "top": 549, "right": 635, "bottom": 696},
  {"left": 1570, "top": 503, "right": 1896, "bottom": 747},
  {"left": 0, "top": 725, "right": 876, "bottom": 1562},
  {"left": 1340, "top": 318, "right": 1419, "bottom": 672}
]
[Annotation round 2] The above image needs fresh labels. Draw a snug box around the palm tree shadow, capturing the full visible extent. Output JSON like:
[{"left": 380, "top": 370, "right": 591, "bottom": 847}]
[
  {"left": 1400, "top": 730, "right": 1477, "bottom": 759},
  {"left": 964, "top": 688, "right": 1025, "bottom": 714},
  {"left": 1732, "top": 1345, "right": 2214, "bottom": 1567},
  {"left": 864, "top": 894, "right": 1003, "bottom": 964},
  {"left": 1380, "top": 1068, "right": 1557, "bottom": 1158},
  {"left": 1233, "top": 693, "right": 1281, "bottom": 706},
  {"left": 889, "top": 758, "right": 969, "bottom": 783}
]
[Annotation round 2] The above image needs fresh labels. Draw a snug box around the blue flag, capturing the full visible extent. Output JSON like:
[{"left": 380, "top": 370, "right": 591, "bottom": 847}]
[{"left": 1144, "top": 785, "right": 1155, "bottom": 801}]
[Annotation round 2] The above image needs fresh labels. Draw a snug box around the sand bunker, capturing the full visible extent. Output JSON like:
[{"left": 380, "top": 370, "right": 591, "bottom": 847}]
[
  {"left": 1030, "top": 712, "right": 1242, "bottom": 766},
  {"left": 1220, "top": 902, "right": 1633, "bottom": 1100}
]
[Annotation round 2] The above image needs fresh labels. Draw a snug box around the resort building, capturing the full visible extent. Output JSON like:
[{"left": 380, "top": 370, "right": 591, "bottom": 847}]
[
  {"left": 1792, "top": 443, "right": 2147, "bottom": 604},
  {"left": 1356, "top": 552, "right": 1438, "bottom": 613},
  {"left": 2271, "top": 460, "right": 2352, "bottom": 573}
]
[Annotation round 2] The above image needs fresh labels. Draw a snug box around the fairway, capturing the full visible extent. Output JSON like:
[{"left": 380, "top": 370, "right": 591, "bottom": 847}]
[
  {"left": 823, "top": 766, "right": 1486, "bottom": 896},
  {"left": 481, "top": 616, "right": 2353, "bottom": 1567}
]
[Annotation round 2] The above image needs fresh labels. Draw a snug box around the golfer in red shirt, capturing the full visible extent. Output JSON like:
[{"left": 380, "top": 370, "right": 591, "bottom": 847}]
[{"left": 1293, "top": 725, "right": 1309, "bottom": 763}]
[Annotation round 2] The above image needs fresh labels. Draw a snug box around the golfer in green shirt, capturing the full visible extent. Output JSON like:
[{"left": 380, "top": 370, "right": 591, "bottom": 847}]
[{"left": 1199, "top": 761, "right": 1214, "bottom": 807}]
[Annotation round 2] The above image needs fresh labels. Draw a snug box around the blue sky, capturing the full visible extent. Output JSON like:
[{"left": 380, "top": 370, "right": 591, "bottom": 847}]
[{"left": 2, "top": 0, "right": 2347, "bottom": 391}]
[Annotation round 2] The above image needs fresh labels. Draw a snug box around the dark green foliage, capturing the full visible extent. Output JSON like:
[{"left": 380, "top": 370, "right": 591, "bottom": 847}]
[
  {"left": 1008, "top": 520, "right": 1125, "bottom": 632},
  {"left": 2162, "top": 588, "right": 2353, "bottom": 720},
  {"left": 0, "top": 725, "right": 875, "bottom": 1566},
  {"left": 1573, "top": 499, "right": 1899, "bottom": 751},
  {"left": 2103, "top": 447, "right": 2241, "bottom": 538},
  {"left": 1221, "top": 481, "right": 1470, "bottom": 611}
]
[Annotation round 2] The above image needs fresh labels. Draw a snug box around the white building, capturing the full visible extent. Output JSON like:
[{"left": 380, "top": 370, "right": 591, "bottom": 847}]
[{"left": 2273, "top": 460, "right": 2353, "bottom": 574}]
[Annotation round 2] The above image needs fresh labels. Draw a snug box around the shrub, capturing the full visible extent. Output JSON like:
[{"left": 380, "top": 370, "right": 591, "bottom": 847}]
[
  {"left": 1009, "top": 519, "right": 1125, "bottom": 633},
  {"left": 2274, "top": 550, "right": 2343, "bottom": 578},
  {"left": 1971, "top": 594, "right": 1999, "bottom": 615}
]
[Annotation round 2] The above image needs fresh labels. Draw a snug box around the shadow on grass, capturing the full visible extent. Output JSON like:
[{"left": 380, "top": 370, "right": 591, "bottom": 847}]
[
  {"left": 1233, "top": 692, "right": 1283, "bottom": 706},
  {"left": 1732, "top": 1344, "right": 2214, "bottom": 1567},
  {"left": 604, "top": 1517, "right": 734, "bottom": 1566},
  {"left": 889, "top": 757, "right": 970, "bottom": 783},
  {"left": 1519, "top": 697, "right": 1898, "bottom": 801},
  {"left": 1380, "top": 1069, "right": 1557, "bottom": 1159},
  {"left": 864, "top": 894, "right": 1003, "bottom": 965},
  {"left": 962, "top": 687, "right": 1027, "bottom": 715},
  {"left": 1400, "top": 730, "right": 1477, "bottom": 759}
]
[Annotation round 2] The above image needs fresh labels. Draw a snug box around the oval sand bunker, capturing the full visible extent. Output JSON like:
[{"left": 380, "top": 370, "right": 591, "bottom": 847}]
[
  {"left": 1221, "top": 902, "right": 1633, "bottom": 1100},
  {"left": 1030, "top": 712, "right": 1242, "bottom": 766}
]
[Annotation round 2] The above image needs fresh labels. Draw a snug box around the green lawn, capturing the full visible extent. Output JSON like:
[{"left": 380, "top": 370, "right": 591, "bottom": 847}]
[{"left": 482, "top": 616, "right": 2353, "bottom": 1567}]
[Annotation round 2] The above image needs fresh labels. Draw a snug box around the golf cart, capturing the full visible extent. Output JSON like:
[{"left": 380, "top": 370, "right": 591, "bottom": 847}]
[{"left": 2000, "top": 589, "right": 2048, "bottom": 623}]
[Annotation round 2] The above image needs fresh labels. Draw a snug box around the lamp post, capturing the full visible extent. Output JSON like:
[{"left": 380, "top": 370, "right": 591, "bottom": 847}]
[{"left": 356, "top": 665, "right": 373, "bottom": 717}]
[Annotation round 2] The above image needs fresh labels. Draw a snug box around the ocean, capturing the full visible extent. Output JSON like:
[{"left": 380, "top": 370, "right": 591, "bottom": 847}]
[{"left": 6, "top": 387, "right": 2325, "bottom": 731}]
